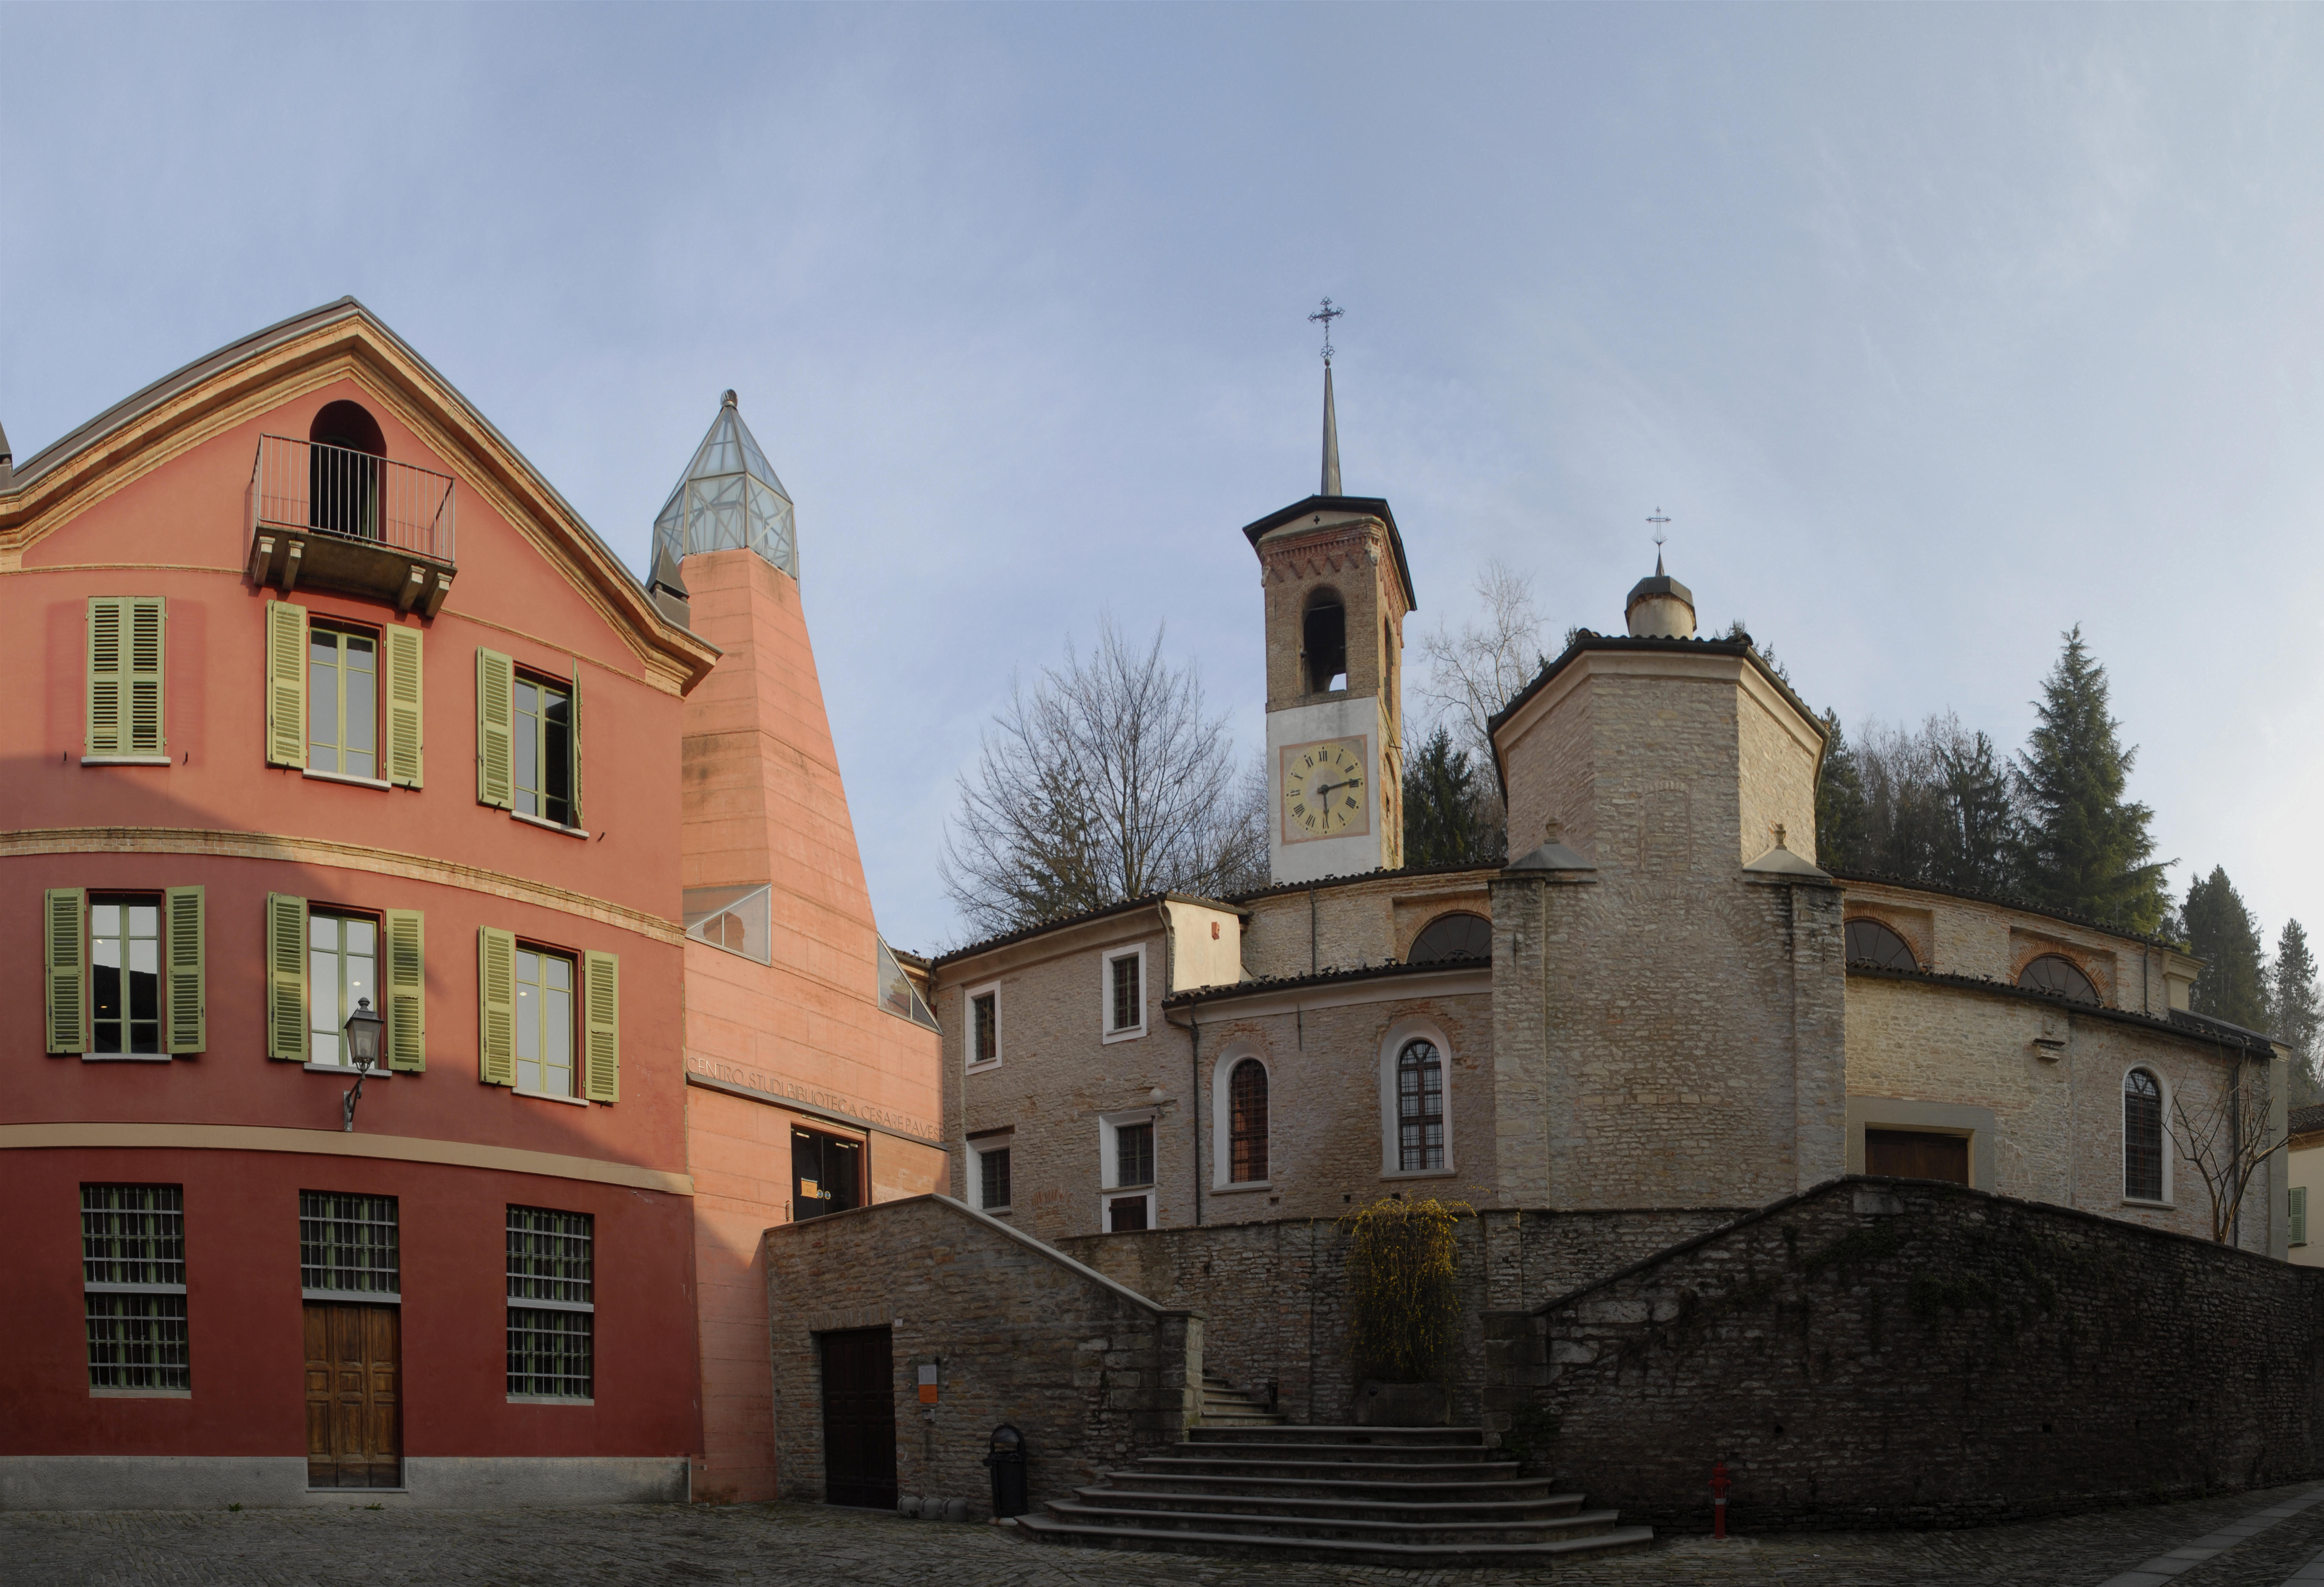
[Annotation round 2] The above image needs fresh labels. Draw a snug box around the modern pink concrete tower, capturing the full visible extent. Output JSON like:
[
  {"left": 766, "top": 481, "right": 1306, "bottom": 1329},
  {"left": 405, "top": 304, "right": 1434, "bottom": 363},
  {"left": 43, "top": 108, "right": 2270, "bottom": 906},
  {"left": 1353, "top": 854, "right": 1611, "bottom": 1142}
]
[{"left": 655, "top": 394, "right": 945, "bottom": 1504}]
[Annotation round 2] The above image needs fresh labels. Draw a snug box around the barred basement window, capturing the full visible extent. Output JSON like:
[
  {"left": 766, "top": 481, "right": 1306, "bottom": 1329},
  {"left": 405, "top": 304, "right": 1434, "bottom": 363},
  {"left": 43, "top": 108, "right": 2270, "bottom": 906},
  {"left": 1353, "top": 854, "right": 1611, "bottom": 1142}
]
[
  {"left": 300, "top": 1191, "right": 399, "bottom": 1298},
  {"left": 83, "top": 1184, "right": 188, "bottom": 1391},
  {"left": 507, "top": 1206, "right": 593, "bottom": 1400}
]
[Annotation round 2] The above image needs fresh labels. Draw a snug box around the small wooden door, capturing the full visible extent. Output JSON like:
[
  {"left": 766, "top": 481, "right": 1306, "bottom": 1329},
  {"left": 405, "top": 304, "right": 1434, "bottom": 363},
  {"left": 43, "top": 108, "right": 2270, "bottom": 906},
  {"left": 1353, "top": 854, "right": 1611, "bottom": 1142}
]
[
  {"left": 1864, "top": 1129, "right": 1970, "bottom": 1185},
  {"left": 304, "top": 1302, "right": 402, "bottom": 1489},
  {"left": 820, "top": 1326, "right": 897, "bottom": 1509}
]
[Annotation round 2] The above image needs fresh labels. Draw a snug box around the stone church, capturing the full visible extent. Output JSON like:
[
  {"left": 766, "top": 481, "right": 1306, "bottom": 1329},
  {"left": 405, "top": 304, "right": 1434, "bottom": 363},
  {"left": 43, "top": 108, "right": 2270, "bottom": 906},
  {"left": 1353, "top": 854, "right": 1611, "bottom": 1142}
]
[{"left": 928, "top": 372, "right": 2286, "bottom": 1255}]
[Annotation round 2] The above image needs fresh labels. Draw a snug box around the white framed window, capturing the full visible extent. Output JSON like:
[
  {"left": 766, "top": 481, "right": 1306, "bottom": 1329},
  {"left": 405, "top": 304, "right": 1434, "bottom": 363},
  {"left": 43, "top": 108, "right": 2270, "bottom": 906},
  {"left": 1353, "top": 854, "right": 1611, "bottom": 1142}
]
[
  {"left": 1101, "top": 944, "right": 1147, "bottom": 1042},
  {"left": 1210, "top": 1047, "right": 1272, "bottom": 1191},
  {"left": 507, "top": 1205, "right": 593, "bottom": 1402},
  {"left": 968, "top": 1130, "right": 1014, "bottom": 1212},
  {"left": 2292, "top": 1185, "right": 2309, "bottom": 1248},
  {"left": 300, "top": 1191, "right": 399, "bottom": 1300},
  {"left": 2123, "top": 1066, "right": 2171, "bottom": 1205},
  {"left": 1099, "top": 1109, "right": 1158, "bottom": 1231},
  {"left": 83, "top": 1184, "right": 188, "bottom": 1394},
  {"left": 1378, "top": 1017, "right": 1456, "bottom": 1178},
  {"left": 964, "top": 982, "right": 1002, "bottom": 1070}
]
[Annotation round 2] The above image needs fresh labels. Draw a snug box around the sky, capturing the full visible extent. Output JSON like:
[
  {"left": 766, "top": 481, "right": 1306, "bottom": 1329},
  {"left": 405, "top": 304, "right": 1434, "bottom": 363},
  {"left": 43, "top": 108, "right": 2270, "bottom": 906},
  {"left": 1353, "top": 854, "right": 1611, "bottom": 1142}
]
[{"left": 5, "top": 5, "right": 2323, "bottom": 955}]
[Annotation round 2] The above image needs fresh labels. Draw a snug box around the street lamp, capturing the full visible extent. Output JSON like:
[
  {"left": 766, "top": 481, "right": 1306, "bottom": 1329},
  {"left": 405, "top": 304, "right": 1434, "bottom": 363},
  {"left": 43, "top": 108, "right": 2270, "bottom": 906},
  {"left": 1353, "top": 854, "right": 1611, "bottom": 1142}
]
[{"left": 341, "top": 997, "right": 384, "bottom": 1133}]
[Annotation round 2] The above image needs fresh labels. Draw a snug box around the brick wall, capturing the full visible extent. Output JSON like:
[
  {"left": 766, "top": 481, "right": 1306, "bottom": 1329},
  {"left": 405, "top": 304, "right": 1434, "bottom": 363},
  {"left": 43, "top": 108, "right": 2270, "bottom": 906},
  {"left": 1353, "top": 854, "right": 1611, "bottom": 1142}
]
[
  {"left": 1484, "top": 1176, "right": 2324, "bottom": 1531},
  {"left": 762, "top": 1195, "right": 1198, "bottom": 1517}
]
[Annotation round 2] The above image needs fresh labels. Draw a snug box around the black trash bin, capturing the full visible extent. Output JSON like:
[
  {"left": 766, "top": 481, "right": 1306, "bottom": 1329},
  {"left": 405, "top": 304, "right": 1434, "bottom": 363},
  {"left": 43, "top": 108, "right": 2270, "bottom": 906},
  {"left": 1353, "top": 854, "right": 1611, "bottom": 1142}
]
[{"left": 982, "top": 1423, "right": 1028, "bottom": 1518}]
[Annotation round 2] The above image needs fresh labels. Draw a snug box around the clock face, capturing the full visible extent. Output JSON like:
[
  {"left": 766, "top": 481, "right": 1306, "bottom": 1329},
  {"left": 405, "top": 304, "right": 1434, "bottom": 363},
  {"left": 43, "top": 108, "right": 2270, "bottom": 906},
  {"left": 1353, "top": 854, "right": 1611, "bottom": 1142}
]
[{"left": 1281, "top": 737, "right": 1371, "bottom": 842}]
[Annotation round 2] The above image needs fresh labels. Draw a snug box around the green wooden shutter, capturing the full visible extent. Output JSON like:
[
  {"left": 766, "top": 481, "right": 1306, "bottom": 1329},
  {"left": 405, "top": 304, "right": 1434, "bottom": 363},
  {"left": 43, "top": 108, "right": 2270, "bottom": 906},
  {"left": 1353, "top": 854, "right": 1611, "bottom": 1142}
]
[
  {"left": 384, "top": 626, "right": 424, "bottom": 789},
  {"left": 86, "top": 599, "right": 124, "bottom": 756},
  {"left": 266, "top": 892, "right": 308, "bottom": 1060},
  {"left": 126, "top": 598, "right": 166, "bottom": 756},
  {"left": 582, "top": 950, "right": 620, "bottom": 1103},
  {"left": 478, "top": 926, "right": 516, "bottom": 1085},
  {"left": 384, "top": 909, "right": 426, "bottom": 1072},
  {"left": 265, "top": 602, "right": 309, "bottom": 768},
  {"left": 45, "top": 888, "right": 87, "bottom": 1054},
  {"left": 163, "top": 885, "right": 205, "bottom": 1054},
  {"left": 568, "top": 661, "right": 582, "bottom": 828},
  {"left": 476, "top": 649, "right": 514, "bottom": 809}
]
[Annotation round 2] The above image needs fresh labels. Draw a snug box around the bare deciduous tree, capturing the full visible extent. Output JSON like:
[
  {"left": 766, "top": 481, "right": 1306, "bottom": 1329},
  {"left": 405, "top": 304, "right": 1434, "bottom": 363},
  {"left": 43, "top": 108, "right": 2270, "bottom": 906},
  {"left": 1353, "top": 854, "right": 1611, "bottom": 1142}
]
[
  {"left": 940, "top": 621, "right": 1267, "bottom": 940},
  {"left": 2169, "top": 1061, "right": 2287, "bottom": 1246},
  {"left": 1416, "top": 560, "right": 1548, "bottom": 761}
]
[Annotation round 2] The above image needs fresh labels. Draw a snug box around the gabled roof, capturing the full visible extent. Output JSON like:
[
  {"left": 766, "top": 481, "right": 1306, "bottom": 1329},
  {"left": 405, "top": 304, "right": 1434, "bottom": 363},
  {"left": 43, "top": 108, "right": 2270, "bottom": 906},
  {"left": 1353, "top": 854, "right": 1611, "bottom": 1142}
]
[{"left": 0, "top": 297, "right": 719, "bottom": 694}]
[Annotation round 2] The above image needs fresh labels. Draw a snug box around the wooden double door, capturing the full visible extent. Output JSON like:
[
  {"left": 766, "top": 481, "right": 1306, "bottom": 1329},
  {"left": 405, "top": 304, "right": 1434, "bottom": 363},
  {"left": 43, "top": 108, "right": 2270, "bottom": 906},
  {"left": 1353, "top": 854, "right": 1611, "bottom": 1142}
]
[
  {"left": 305, "top": 1302, "right": 402, "bottom": 1489},
  {"left": 821, "top": 1326, "right": 897, "bottom": 1509}
]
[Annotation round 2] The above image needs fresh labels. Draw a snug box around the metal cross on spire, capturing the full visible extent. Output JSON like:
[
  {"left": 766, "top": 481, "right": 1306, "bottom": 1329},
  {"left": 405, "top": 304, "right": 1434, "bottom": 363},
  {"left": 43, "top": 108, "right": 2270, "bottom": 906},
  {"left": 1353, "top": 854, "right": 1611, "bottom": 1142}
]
[
  {"left": 1647, "top": 507, "right": 1670, "bottom": 574},
  {"left": 1308, "top": 297, "right": 1344, "bottom": 363}
]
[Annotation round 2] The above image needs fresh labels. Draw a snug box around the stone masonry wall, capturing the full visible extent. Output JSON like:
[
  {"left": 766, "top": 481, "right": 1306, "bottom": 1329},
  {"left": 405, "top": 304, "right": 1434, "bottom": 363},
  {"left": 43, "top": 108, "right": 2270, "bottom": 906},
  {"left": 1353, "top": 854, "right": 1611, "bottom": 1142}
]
[
  {"left": 1484, "top": 1176, "right": 2324, "bottom": 1532},
  {"left": 763, "top": 1195, "right": 1198, "bottom": 1518},
  {"left": 1059, "top": 1207, "right": 1739, "bottom": 1426}
]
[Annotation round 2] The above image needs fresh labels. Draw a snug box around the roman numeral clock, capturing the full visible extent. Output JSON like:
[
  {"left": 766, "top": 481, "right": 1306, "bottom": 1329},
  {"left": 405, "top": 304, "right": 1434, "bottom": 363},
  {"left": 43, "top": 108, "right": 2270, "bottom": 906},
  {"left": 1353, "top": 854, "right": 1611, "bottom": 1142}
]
[{"left": 1281, "top": 737, "right": 1371, "bottom": 841}]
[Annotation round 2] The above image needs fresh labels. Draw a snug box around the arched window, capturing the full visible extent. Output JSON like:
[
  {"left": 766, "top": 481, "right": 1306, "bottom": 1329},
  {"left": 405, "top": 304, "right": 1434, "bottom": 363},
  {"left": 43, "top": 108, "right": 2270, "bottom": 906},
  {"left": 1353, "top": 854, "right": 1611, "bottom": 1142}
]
[
  {"left": 1843, "top": 919, "right": 1918, "bottom": 971},
  {"left": 2124, "top": 1068, "right": 2164, "bottom": 1200},
  {"left": 1228, "top": 1059, "right": 1269, "bottom": 1183},
  {"left": 308, "top": 400, "right": 385, "bottom": 541},
  {"left": 1409, "top": 912, "right": 1492, "bottom": 964},
  {"left": 1396, "top": 1039, "right": 1444, "bottom": 1172},
  {"left": 2020, "top": 954, "right": 2099, "bottom": 1004},
  {"left": 1303, "top": 588, "right": 1347, "bottom": 694}
]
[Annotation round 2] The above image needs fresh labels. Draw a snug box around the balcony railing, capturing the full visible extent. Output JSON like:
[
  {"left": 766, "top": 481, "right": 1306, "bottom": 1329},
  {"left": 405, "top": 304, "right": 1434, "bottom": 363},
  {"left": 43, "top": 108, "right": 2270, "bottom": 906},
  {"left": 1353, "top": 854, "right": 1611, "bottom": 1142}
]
[
  {"left": 247, "top": 436, "right": 457, "bottom": 615},
  {"left": 249, "top": 435, "right": 455, "bottom": 562}
]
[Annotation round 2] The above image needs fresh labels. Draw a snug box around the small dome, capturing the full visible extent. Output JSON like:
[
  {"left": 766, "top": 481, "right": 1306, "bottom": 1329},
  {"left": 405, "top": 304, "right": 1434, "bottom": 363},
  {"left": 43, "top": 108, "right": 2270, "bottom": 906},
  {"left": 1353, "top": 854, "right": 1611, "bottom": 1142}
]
[
  {"left": 1625, "top": 555, "right": 1695, "bottom": 639},
  {"left": 650, "top": 393, "right": 797, "bottom": 577}
]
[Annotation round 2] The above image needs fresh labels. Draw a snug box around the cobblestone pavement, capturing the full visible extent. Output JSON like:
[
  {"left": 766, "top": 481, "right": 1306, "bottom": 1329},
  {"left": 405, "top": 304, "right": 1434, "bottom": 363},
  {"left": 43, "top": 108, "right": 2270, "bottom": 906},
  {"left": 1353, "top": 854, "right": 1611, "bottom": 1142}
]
[{"left": 13, "top": 1483, "right": 2324, "bottom": 1587}]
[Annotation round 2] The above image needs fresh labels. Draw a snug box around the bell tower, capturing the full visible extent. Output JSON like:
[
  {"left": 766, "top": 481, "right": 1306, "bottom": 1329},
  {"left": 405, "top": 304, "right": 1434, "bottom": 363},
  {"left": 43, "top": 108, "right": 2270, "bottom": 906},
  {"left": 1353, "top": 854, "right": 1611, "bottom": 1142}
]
[{"left": 1245, "top": 342, "right": 1415, "bottom": 885}]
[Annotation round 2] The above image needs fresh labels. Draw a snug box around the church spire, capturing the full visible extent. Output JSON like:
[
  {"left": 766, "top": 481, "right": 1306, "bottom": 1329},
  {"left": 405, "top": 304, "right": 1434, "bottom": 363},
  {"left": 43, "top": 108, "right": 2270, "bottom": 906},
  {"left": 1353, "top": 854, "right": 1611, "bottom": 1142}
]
[{"left": 1321, "top": 360, "right": 1341, "bottom": 497}]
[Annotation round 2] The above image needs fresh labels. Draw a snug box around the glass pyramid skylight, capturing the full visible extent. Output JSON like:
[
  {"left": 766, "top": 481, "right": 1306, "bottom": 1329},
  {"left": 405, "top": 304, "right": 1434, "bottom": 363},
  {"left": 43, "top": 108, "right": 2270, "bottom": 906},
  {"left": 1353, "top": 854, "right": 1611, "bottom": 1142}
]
[{"left": 650, "top": 392, "right": 797, "bottom": 577}]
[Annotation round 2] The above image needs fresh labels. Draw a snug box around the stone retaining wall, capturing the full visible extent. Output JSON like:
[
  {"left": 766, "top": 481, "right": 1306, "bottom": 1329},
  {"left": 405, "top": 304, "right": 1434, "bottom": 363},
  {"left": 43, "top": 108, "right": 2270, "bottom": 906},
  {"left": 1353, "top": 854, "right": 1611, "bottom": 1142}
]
[
  {"left": 1484, "top": 1175, "right": 2324, "bottom": 1532},
  {"left": 763, "top": 1195, "right": 1199, "bottom": 1516}
]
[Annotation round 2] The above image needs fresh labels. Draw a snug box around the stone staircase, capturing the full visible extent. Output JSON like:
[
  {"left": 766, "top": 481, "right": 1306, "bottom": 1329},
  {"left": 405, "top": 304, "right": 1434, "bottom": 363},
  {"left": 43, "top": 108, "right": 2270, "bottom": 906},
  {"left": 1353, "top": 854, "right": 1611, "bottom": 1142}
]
[
  {"left": 1198, "top": 1370, "right": 1285, "bottom": 1427},
  {"left": 1013, "top": 1423, "right": 1653, "bottom": 1566}
]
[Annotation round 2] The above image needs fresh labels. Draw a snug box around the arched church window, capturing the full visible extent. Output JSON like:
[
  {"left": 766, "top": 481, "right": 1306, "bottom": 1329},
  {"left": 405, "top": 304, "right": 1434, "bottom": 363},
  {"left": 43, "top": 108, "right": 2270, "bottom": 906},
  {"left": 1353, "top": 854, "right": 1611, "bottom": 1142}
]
[
  {"left": 308, "top": 400, "right": 386, "bottom": 541},
  {"left": 1843, "top": 919, "right": 1918, "bottom": 971},
  {"left": 1303, "top": 588, "right": 1347, "bottom": 694},
  {"left": 1229, "top": 1059, "right": 1269, "bottom": 1183},
  {"left": 1409, "top": 912, "right": 1492, "bottom": 964},
  {"left": 1396, "top": 1040, "right": 1444, "bottom": 1172},
  {"left": 2020, "top": 954, "right": 2098, "bottom": 1004},
  {"left": 2124, "top": 1068, "right": 2164, "bottom": 1200}
]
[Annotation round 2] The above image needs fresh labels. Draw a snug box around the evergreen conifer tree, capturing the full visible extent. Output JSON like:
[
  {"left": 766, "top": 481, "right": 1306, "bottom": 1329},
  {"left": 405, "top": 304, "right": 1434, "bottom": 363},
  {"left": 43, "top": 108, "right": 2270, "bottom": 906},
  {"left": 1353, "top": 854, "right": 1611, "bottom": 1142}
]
[
  {"left": 2273, "top": 919, "right": 2322, "bottom": 1106},
  {"left": 2182, "top": 867, "right": 2268, "bottom": 1030},
  {"left": 2013, "top": 627, "right": 2169, "bottom": 932},
  {"left": 1815, "top": 710, "right": 1871, "bottom": 872},
  {"left": 1934, "top": 730, "right": 2018, "bottom": 894},
  {"left": 1401, "top": 726, "right": 1504, "bottom": 868}
]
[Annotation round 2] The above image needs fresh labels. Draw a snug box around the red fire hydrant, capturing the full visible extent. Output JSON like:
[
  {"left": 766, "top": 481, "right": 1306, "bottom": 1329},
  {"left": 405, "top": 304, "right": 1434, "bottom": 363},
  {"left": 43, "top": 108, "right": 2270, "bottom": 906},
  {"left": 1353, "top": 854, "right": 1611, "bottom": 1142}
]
[{"left": 1711, "top": 1460, "right": 1732, "bottom": 1540}]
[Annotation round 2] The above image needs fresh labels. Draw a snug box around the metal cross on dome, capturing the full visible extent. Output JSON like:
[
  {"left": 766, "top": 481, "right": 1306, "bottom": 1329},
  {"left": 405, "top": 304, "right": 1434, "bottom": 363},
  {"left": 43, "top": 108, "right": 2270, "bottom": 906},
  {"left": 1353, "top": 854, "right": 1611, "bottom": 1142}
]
[
  {"left": 1308, "top": 297, "right": 1344, "bottom": 362},
  {"left": 1648, "top": 507, "right": 1670, "bottom": 552}
]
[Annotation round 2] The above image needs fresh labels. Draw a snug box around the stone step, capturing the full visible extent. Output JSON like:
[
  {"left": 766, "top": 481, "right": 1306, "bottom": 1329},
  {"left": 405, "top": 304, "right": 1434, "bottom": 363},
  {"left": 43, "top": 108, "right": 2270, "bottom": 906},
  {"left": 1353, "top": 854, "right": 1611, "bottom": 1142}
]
[
  {"left": 1072, "top": 1483, "right": 1591, "bottom": 1525},
  {"left": 1096, "top": 1468, "right": 1563, "bottom": 1504},
  {"left": 1186, "top": 1424, "right": 1484, "bottom": 1446},
  {"left": 1041, "top": 1498, "right": 1629, "bottom": 1547},
  {"left": 1163, "top": 1439, "right": 1496, "bottom": 1465},
  {"left": 1129, "top": 1455, "right": 1522, "bottom": 1483},
  {"left": 1013, "top": 1512, "right": 1656, "bottom": 1567}
]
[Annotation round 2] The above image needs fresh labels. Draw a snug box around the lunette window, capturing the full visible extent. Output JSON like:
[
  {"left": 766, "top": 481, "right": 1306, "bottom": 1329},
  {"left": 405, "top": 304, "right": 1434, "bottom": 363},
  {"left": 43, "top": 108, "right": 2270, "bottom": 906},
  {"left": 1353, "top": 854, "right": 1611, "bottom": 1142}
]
[
  {"left": 308, "top": 913, "right": 379, "bottom": 1068},
  {"left": 300, "top": 1192, "right": 399, "bottom": 1298},
  {"left": 83, "top": 1184, "right": 188, "bottom": 1391},
  {"left": 1843, "top": 919, "right": 1919, "bottom": 971},
  {"left": 515, "top": 947, "right": 576, "bottom": 1097},
  {"left": 507, "top": 1206, "right": 593, "bottom": 1400},
  {"left": 308, "top": 626, "right": 379, "bottom": 779},
  {"left": 1397, "top": 1039, "right": 1446, "bottom": 1172},
  {"left": 514, "top": 676, "right": 573, "bottom": 826}
]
